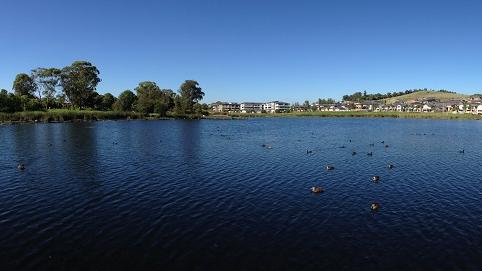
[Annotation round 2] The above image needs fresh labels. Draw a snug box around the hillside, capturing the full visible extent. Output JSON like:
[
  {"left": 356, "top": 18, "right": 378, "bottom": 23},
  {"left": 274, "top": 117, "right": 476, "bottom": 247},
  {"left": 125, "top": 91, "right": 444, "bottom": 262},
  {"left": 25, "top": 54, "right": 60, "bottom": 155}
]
[{"left": 382, "top": 91, "right": 470, "bottom": 105}]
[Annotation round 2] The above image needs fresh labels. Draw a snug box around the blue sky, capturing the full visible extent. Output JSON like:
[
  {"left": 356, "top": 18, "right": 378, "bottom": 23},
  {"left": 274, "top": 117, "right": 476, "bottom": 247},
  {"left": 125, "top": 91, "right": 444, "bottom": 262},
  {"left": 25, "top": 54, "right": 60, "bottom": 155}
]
[{"left": 1, "top": 0, "right": 481, "bottom": 103}]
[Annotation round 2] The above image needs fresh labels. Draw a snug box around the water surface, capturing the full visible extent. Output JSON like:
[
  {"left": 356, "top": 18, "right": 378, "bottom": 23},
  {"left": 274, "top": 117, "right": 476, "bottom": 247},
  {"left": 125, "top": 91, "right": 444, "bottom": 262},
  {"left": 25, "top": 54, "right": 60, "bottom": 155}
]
[{"left": 0, "top": 118, "right": 481, "bottom": 270}]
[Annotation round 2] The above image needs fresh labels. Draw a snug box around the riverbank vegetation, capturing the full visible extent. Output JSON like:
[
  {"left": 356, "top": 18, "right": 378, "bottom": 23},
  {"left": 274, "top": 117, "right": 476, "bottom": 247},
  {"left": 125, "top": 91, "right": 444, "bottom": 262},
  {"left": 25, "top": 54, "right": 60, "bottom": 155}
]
[
  {"left": 1, "top": 60, "right": 209, "bottom": 122},
  {"left": 215, "top": 111, "right": 482, "bottom": 120}
]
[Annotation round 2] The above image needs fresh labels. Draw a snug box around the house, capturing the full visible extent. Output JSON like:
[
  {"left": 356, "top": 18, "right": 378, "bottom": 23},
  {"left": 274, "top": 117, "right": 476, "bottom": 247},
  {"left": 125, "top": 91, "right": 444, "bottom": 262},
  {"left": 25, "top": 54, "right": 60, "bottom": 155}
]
[
  {"left": 264, "top": 101, "right": 290, "bottom": 113},
  {"left": 393, "top": 103, "right": 405, "bottom": 112},
  {"left": 211, "top": 102, "right": 240, "bottom": 112},
  {"left": 240, "top": 102, "right": 264, "bottom": 113},
  {"left": 477, "top": 105, "right": 482, "bottom": 114},
  {"left": 466, "top": 104, "right": 480, "bottom": 114},
  {"left": 422, "top": 104, "right": 432, "bottom": 112},
  {"left": 364, "top": 101, "right": 381, "bottom": 111}
]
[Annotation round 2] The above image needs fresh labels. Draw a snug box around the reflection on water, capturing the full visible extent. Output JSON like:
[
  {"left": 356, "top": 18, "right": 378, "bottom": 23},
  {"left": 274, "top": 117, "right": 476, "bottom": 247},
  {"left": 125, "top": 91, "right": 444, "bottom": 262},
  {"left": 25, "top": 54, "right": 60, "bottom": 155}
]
[{"left": 0, "top": 118, "right": 482, "bottom": 270}]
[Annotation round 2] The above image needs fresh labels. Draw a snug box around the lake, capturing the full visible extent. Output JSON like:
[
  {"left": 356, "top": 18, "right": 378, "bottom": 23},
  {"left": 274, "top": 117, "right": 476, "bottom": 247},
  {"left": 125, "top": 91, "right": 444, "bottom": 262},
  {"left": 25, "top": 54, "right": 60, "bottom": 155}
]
[{"left": 0, "top": 118, "right": 481, "bottom": 270}]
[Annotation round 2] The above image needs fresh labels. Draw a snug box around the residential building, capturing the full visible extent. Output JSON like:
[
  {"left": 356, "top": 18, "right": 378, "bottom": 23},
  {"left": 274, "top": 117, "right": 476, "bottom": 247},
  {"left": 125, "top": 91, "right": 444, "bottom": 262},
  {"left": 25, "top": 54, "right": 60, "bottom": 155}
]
[
  {"left": 240, "top": 102, "right": 264, "bottom": 113},
  {"left": 422, "top": 104, "right": 432, "bottom": 112},
  {"left": 211, "top": 102, "right": 240, "bottom": 113},
  {"left": 477, "top": 105, "right": 482, "bottom": 114},
  {"left": 264, "top": 101, "right": 290, "bottom": 113}
]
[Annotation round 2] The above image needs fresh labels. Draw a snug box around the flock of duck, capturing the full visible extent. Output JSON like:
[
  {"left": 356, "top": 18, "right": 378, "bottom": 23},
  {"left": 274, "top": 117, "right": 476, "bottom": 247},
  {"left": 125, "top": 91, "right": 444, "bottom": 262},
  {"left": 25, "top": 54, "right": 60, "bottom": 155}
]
[
  {"left": 262, "top": 139, "right": 394, "bottom": 212},
  {"left": 15, "top": 134, "right": 466, "bottom": 214},
  {"left": 306, "top": 140, "right": 392, "bottom": 212},
  {"left": 305, "top": 139, "right": 465, "bottom": 212}
]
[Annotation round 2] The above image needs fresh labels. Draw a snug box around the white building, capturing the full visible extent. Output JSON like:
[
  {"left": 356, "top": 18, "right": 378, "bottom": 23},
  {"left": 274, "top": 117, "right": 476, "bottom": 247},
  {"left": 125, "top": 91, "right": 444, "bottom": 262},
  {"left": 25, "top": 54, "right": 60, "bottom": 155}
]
[
  {"left": 240, "top": 102, "right": 264, "bottom": 113},
  {"left": 422, "top": 104, "right": 432, "bottom": 112},
  {"left": 477, "top": 105, "right": 482, "bottom": 114},
  {"left": 264, "top": 101, "right": 290, "bottom": 113},
  {"left": 212, "top": 102, "right": 240, "bottom": 112}
]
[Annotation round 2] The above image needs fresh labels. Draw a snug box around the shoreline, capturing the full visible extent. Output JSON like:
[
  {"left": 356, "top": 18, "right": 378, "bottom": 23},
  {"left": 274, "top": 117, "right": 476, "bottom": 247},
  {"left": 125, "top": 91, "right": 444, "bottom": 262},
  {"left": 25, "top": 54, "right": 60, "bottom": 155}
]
[
  {"left": 0, "top": 110, "right": 205, "bottom": 125},
  {"left": 213, "top": 111, "right": 482, "bottom": 121},
  {"left": 1, "top": 110, "right": 482, "bottom": 125}
]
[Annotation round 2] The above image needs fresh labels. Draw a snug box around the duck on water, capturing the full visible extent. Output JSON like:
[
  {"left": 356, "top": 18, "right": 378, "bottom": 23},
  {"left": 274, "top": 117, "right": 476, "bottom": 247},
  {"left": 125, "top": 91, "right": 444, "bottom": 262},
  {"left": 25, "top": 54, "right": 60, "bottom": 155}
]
[
  {"left": 311, "top": 186, "right": 324, "bottom": 193},
  {"left": 325, "top": 165, "right": 335, "bottom": 170}
]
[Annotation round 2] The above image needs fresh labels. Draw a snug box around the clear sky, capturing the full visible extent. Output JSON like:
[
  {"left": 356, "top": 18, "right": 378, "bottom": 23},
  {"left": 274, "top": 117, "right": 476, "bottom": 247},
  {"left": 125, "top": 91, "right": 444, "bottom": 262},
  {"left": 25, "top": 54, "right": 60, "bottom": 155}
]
[{"left": 1, "top": 0, "right": 481, "bottom": 103}]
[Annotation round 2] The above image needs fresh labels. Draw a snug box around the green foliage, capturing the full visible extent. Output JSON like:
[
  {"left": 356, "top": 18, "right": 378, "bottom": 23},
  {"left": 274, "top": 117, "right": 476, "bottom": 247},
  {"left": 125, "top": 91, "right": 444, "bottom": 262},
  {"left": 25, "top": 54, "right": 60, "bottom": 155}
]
[
  {"left": 101, "top": 93, "right": 116, "bottom": 111},
  {"left": 135, "top": 82, "right": 174, "bottom": 116},
  {"left": 32, "top": 67, "right": 61, "bottom": 108},
  {"left": 4, "top": 61, "right": 207, "bottom": 119},
  {"left": 60, "top": 61, "right": 101, "bottom": 108},
  {"left": 0, "top": 91, "right": 22, "bottom": 113},
  {"left": 113, "top": 90, "right": 137, "bottom": 111},
  {"left": 13, "top": 73, "right": 37, "bottom": 97},
  {"left": 178, "top": 80, "right": 204, "bottom": 114},
  {"left": 0, "top": 109, "right": 144, "bottom": 123}
]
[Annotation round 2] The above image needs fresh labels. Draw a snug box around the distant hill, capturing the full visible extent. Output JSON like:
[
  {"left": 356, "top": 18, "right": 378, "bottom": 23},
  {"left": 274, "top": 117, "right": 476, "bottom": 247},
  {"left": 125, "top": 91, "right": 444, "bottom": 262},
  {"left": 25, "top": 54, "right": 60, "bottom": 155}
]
[{"left": 382, "top": 91, "right": 470, "bottom": 105}]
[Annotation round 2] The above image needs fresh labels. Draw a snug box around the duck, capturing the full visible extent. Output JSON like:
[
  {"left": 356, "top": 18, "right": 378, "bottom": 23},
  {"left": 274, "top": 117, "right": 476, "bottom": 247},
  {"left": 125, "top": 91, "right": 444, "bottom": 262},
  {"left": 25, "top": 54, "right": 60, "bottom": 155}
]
[
  {"left": 380, "top": 141, "right": 385, "bottom": 144},
  {"left": 306, "top": 150, "right": 313, "bottom": 154},
  {"left": 372, "top": 176, "right": 380, "bottom": 182},
  {"left": 384, "top": 144, "right": 389, "bottom": 148},
  {"left": 266, "top": 145, "right": 272, "bottom": 149},
  {"left": 17, "top": 163, "right": 25, "bottom": 170},
  {"left": 339, "top": 146, "right": 346, "bottom": 149},
  {"left": 387, "top": 164, "right": 394, "bottom": 169},
  {"left": 261, "top": 144, "right": 266, "bottom": 148},
  {"left": 325, "top": 165, "right": 335, "bottom": 170},
  {"left": 371, "top": 202, "right": 381, "bottom": 211},
  {"left": 311, "top": 186, "right": 324, "bottom": 193},
  {"left": 352, "top": 151, "right": 357, "bottom": 155},
  {"left": 459, "top": 149, "right": 465, "bottom": 154},
  {"left": 367, "top": 152, "right": 373, "bottom": 156}
]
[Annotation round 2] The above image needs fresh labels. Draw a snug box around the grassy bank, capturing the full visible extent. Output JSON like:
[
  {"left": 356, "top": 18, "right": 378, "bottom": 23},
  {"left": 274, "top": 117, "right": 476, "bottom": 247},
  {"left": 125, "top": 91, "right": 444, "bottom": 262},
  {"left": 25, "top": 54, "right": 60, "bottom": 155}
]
[
  {"left": 216, "top": 111, "right": 482, "bottom": 120},
  {"left": 0, "top": 109, "right": 147, "bottom": 123},
  {"left": 0, "top": 109, "right": 210, "bottom": 124},
  {"left": 3, "top": 110, "right": 481, "bottom": 123}
]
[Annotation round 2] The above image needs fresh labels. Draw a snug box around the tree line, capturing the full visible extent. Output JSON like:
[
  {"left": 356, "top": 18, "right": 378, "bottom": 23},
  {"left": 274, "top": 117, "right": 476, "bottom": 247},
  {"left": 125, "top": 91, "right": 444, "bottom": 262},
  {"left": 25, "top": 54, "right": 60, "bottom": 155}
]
[{"left": 0, "top": 61, "right": 207, "bottom": 116}]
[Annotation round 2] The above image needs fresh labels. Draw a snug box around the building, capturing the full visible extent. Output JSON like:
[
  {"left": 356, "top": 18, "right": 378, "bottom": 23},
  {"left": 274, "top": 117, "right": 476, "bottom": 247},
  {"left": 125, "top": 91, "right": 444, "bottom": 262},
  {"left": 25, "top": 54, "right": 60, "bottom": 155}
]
[
  {"left": 264, "top": 101, "right": 290, "bottom": 113},
  {"left": 477, "top": 105, "right": 482, "bottom": 114},
  {"left": 422, "top": 104, "right": 432, "bottom": 112},
  {"left": 240, "top": 102, "right": 264, "bottom": 113},
  {"left": 211, "top": 102, "right": 240, "bottom": 113}
]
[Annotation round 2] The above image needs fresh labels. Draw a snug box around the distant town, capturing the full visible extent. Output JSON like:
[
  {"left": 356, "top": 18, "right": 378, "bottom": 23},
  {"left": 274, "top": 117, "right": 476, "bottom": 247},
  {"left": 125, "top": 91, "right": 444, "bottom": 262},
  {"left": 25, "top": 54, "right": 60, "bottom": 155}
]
[{"left": 211, "top": 90, "right": 482, "bottom": 115}]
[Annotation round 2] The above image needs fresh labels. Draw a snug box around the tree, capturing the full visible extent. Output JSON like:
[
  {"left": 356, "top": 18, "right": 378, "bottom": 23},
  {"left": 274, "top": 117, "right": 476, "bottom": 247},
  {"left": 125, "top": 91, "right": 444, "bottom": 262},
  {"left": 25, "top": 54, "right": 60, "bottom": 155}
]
[
  {"left": 13, "top": 73, "right": 37, "bottom": 97},
  {"left": 135, "top": 81, "right": 162, "bottom": 114},
  {"left": 134, "top": 82, "right": 175, "bottom": 115},
  {"left": 113, "top": 90, "right": 137, "bottom": 111},
  {"left": 0, "top": 91, "right": 22, "bottom": 113},
  {"left": 32, "top": 68, "right": 61, "bottom": 109},
  {"left": 60, "top": 61, "right": 101, "bottom": 109},
  {"left": 178, "top": 80, "right": 204, "bottom": 114},
  {"left": 84, "top": 91, "right": 103, "bottom": 109},
  {"left": 101, "top": 93, "right": 116, "bottom": 111}
]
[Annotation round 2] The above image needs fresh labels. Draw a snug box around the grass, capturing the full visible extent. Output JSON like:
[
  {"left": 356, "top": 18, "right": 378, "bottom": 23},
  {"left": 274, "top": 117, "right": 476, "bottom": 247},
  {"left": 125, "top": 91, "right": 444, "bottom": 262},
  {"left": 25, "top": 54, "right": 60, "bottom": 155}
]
[
  {"left": 382, "top": 91, "right": 470, "bottom": 104},
  {"left": 2, "top": 109, "right": 481, "bottom": 124},
  {"left": 217, "top": 111, "right": 482, "bottom": 120},
  {"left": 0, "top": 109, "right": 145, "bottom": 123},
  {"left": 0, "top": 109, "right": 208, "bottom": 124}
]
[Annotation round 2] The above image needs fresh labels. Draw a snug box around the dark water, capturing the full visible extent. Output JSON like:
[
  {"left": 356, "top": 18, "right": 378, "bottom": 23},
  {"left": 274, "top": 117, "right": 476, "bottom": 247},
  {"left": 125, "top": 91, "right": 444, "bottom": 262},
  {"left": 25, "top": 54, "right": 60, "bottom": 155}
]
[{"left": 1, "top": 118, "right": 481, "bottom": 270}]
